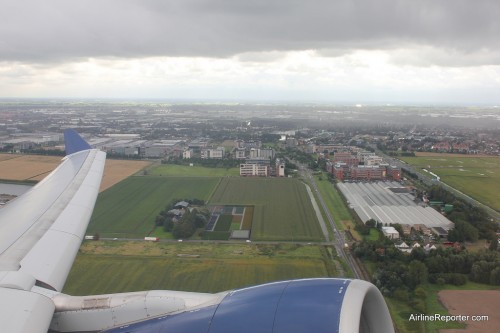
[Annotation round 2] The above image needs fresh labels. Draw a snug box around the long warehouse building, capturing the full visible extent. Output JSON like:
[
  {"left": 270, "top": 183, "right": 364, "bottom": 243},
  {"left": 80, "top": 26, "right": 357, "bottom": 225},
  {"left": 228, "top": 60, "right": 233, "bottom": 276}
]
[{"left": 338, "top": 181, "right": 454, "bottom": 230}]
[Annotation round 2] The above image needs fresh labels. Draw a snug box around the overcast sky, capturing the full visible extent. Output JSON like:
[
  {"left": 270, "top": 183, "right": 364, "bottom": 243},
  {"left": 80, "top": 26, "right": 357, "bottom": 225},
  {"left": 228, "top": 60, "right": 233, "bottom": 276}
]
[{"left": 1, "top": 0, "right": 500, "bottom": 104}]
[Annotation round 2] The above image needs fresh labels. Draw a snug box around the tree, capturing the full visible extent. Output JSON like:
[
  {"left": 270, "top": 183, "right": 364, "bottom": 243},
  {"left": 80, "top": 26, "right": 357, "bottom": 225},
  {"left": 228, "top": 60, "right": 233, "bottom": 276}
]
[
  {"left": 194, "top": 214, "right": 207, "bottom": 228},
  {"left": 425, "top": 255, "right": 444, "bottom": 274},
  {"left": 155, "top": 215, "right": 166, "bottom": 226},
  {"left": 414, "top": 287, "right": 427, "bottom": 300},
  {"left": 172, "top": 209, "right": 197, "bottom": 239},
  {"left": 365, "top": 219, "right": 376, "bottom": 228},
  {"left": 163, "top": 218, "right": 174, "bottom": 232},
  {"left": 410, "top": 247, "right": 426, "bottom": 262},
  {"left": 172, "top": 220, "right": 195, "bottom": 239},
  {"left": 408, "top": 260, "right": 428, "bottom": 288},
  {"left": 490, "top": 267, "right": 500, "bottom": 285},
  {"left": 392, "top": 223, "right": 403, "bottom": 237},
  {"left": 448, "top": 220, "right": 479, "bottom": 242},
  {"left": 470, "top": 260, "right": 496, "bottom": 284},
  {"left": 373, "top": 262, "right": 408, "bottom": 295},
  {"left": 489, "top": 239, "right": 498, "bottom": 251}
]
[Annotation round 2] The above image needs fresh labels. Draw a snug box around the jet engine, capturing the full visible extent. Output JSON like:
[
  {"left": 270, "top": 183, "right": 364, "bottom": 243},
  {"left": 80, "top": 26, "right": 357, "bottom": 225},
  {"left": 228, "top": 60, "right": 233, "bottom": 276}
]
[{"left": 51, "top": 278, "right": 394, "bottom": 333}]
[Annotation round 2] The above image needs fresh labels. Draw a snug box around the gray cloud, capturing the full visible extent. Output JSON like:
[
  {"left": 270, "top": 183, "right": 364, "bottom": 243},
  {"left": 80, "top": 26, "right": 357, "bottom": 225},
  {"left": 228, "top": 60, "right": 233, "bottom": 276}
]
[{"left": 1, "top": 0, "right": 499, "bottom": 65}]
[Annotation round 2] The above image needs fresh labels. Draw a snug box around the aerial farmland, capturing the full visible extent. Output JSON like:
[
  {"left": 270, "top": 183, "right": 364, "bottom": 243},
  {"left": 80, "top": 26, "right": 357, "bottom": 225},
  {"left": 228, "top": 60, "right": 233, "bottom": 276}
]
[
  {"left": 88, "top": 166, "right": 324, "bottom": 241},
  {"left": 400, "top": 153, "right": 500, "bottom": 211}
]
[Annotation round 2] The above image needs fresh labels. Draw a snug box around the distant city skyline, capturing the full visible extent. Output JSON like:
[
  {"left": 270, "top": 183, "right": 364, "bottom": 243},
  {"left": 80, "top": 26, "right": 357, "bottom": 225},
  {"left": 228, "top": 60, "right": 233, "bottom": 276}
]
[{"left": 1, "top": 1, "right": 500, "bottom": 104}]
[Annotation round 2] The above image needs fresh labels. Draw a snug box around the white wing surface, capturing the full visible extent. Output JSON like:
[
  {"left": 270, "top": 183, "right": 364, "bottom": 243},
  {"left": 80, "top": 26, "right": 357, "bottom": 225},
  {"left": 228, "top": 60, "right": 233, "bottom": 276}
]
[{"left": 0, "top": 130, "right": 106, "bottom": 333}]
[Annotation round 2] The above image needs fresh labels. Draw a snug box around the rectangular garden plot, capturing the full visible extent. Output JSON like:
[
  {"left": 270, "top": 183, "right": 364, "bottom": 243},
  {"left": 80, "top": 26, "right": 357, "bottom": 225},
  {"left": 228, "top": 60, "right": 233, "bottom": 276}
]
[{"left": 203, "top": 205, "right": 253, "bottom": 240}]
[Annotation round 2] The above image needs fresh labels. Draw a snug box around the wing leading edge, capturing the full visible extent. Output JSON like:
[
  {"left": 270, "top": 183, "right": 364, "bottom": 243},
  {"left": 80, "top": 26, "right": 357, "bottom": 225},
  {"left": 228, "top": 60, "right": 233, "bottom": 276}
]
[{"left": 0, "top": 130, "right": 106, "bottom": 333}]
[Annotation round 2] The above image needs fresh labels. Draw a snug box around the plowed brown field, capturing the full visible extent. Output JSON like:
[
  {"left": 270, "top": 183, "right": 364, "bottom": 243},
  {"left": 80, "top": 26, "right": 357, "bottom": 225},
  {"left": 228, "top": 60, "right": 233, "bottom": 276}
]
[
  {"left": 439, "top": 290, "right": 500, "bottom": 333},
  {"left": 0, "top": 153, "right": 152, "bottom": 192}
]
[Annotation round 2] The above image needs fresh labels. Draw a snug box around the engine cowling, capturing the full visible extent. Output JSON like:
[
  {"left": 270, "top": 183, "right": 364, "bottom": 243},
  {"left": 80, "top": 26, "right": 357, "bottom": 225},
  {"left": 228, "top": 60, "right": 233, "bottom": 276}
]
[{"left": 98, "top": 278, "right": 394, "bottom": 333}]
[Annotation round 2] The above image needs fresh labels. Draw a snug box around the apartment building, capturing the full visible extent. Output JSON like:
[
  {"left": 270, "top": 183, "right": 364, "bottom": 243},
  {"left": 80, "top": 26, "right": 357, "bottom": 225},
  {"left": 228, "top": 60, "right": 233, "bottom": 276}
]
[{"left": 240, "top": 158, "right": 271, "bottom": 177}]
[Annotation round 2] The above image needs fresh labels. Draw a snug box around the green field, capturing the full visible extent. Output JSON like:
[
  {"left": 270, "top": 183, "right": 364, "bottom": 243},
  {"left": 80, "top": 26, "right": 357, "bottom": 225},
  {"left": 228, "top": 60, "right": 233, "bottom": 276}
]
[
  {"left": 149, "top": 164, "right": 239, "bottom": 177},
  {"left": 210, "top": 178, "right": 324, "bottom": 241},
  {"left": 213, "top": 214, "right": 233, "bottom": 231},
  {"left": 87, "top": 165, "right": 324, "bottom": 241},
  {"left": 314, "top": 174, "right": 354, "bottom": 232},
  {"left": 400, "top": 155, "right": 500, "bottom": 211},
  {"left": 63, "top": 242, "right": 337, "bottom": 295},
  {"left": 87, "top": 176, "right": 219, "bottom": 237}
]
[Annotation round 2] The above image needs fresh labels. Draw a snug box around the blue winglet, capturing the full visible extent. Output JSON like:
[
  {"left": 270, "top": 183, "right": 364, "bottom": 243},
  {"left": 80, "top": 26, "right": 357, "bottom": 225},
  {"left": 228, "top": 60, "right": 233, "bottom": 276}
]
[{"left": 64, "top": 129, "right": 92, "bottom": 155}]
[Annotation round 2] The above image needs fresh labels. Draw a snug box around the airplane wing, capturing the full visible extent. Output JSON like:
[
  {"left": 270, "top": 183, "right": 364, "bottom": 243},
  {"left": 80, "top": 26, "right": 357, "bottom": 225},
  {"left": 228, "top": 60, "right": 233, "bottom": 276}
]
[
  {"left": 0, "top": 129, "right": 106, "bottom": 333},
  {"left": 0, "top": 129, "right": 394, "bottom": 333}
]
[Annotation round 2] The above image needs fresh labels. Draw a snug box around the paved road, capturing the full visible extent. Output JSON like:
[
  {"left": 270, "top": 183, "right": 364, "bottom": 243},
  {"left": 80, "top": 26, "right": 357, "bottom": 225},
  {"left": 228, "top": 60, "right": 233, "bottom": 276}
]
[
  {"left": 296, "top": 164, "right": 362, "bottom": 279},
  {"left": 100, "top": 237, "right": 333, "bottom": 246},
  {"left": 303, "top": 182, "right": 330, "bottom": 242}
]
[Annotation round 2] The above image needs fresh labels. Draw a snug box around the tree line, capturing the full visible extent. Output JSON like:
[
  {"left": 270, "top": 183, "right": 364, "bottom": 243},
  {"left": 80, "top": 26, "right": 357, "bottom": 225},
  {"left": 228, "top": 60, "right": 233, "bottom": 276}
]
[
  {"left": 353, "top": 238, "right": 499, "bottom": 313},
  {"left": 427, "top": 185, "right": 497, "bottom": 242},
  {"left": 354, "top": 238, "right": 499, "bottom": 288}
]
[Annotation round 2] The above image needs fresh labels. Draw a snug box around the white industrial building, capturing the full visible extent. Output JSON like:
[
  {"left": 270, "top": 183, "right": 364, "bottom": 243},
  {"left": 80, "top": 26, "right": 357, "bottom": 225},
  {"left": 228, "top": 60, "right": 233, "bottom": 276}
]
[
  {"left": 338, "top": 181, "right": 454, "bottom": 230},
  {"left": 382, "top": 227, "right": 400, "bottom": 239}
]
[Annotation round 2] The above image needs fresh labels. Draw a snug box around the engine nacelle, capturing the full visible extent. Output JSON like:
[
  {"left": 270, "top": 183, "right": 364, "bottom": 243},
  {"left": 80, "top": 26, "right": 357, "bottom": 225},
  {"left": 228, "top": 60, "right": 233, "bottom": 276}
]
[{"left": 51, "top": 278, "right": 394, "bottom": 333}]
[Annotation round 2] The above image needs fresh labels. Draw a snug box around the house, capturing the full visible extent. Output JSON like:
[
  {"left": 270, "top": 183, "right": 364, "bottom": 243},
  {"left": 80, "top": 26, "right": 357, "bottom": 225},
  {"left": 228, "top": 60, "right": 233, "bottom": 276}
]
[
  {"left": 395, "top": 242, "right": 411, "bottom": 253},
  {"left": 402, "top": 224, "right": 412, "bottom": 236},
  {"left": 168, "top": 209, "right": 183, "bottom": 217},
  {"left": 414, "top": 224, "right": 432, "bottom": 236},
  {"left": 411, "top": 242, "right": 421, "bottom": 248},
  {"left": 395, "top": 241, "right": 409, "bottom": 249},
  {"left": 174, "top": 201, "right": 190, "bottom": 209},
  {"left": 382, "top": 226, "right": 400, "bottom": 239},
  {"left": 424, "top": 243, "right": 437, "bottom": 252}
]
